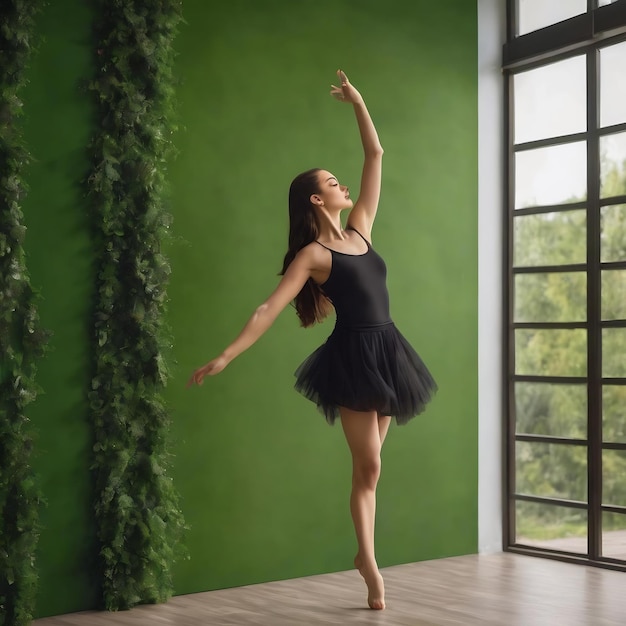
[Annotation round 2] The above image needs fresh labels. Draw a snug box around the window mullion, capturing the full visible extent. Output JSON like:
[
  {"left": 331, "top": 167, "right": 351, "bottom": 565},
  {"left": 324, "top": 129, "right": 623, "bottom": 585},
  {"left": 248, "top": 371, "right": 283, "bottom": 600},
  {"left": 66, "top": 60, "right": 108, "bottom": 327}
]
[
  {"left": 586, "top": 48, "right": 602, "bottom": 562},
  {"left": 504, "top": 67, "right": 517, "bottom": 550}
]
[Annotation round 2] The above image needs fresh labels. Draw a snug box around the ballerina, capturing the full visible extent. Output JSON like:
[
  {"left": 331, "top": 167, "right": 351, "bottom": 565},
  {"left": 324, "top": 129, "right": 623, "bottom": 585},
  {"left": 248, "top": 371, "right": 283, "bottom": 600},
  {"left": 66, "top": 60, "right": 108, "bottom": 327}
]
[{"left": 188, "top": 69, "right": 437, "bottom": 610}]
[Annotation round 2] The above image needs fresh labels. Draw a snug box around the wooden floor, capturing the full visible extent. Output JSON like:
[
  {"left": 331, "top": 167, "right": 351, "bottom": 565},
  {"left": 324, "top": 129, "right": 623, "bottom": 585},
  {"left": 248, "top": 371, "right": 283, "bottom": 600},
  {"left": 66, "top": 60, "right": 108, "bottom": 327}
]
[{"left": 34, "top": 553, "right": 626, "bottom": 626}]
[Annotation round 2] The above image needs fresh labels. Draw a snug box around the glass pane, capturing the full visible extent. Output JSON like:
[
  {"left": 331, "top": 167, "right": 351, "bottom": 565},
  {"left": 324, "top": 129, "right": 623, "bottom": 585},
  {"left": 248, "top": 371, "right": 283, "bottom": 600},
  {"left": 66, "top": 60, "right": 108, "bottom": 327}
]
[
  {"left": 599, "top": 0, "right": 621, "bottom": 5},
  {"left": 603, "top": 329, "right": 626, "bottom": 377},
  {"left": 515, "top": 501, "right": 587, "bottom": 554},
  {"left": 514, "top": 56, "right": 586, "bottom": 144},
  {"left": 516, "top": 142, "right": 587, "bottom": 209},
  {"left": 517, "top": 0, "right": 587, "bottom": 36},
  {"left": 600, "top": 41, "right": 626, "bottom": 128},
  {"left": 515, "top": 272, "right": 586, "bottom": 322},
  {"left": 603, "top": 449, "right": 626, "bottom": 506},
  {"left": 516, "top": 329, "right": 587, "bottom": 376},
  {"left": 602, "top": 270, "right": 626, "bottom": 320},
  {"left": 600, "top": 205, "right": 626, "bottom": 262},
  {"left": 516, "top": 382, "right": 587, "bottom": 438},
  {"left": 516, "top": 441, "right": 587, "bottom": 501},
  {"left": 600, "top": 132, "right": 626, "bottom": 198},
  {"left": 514, "top": 210, "right": 586, "bottom": 267},
  {"left": 602, "top": 512, "right": 626, "bottom": 560},
  {"left": 603, "top": 386, "right": 626, "bottom": 444}
]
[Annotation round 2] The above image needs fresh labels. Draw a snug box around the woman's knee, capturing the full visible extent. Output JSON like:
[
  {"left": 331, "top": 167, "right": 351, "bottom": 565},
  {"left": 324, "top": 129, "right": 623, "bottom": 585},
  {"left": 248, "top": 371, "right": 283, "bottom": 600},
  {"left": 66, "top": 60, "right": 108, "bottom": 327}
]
[{"left": 353, "top": 454, "right": 381, "bottom": 489}]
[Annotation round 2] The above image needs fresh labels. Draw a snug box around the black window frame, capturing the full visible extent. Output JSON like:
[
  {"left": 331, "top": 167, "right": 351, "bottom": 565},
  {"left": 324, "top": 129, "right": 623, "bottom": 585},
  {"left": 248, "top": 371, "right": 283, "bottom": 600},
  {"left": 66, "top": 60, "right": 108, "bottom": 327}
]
[{"left": 504, "top": 0, "right": 626, "bottom": 571}]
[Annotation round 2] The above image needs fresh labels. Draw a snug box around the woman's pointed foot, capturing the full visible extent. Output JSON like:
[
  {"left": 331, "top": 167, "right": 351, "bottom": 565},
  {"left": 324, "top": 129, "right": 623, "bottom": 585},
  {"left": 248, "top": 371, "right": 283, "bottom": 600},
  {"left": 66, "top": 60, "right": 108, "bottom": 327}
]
[
  {"left": 354, "top": 554, "right": 385, "bottom": 610},
  {"left": 354, "top": 553, "right": 364, "bottom": 576}
]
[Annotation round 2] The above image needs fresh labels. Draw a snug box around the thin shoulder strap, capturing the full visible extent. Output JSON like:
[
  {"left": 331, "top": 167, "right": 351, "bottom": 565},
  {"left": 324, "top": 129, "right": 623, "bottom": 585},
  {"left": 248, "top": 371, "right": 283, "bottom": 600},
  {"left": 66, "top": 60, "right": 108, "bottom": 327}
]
[
  {"left": 314, "top": 240, "right": 333, "bottom": 251},
  {"left": 347, "top": 226, "right": 370, "bottom": 246}
]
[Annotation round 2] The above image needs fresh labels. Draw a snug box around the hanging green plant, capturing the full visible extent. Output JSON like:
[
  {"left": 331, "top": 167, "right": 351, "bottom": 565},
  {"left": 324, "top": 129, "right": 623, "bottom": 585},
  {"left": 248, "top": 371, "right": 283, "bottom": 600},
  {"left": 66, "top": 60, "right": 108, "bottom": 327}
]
[
  {"left": 0, "top": 1, "right": 45, "bottom": 625},
  {"left": 87, "top": 0, "right": 185, "bottom": 610}
]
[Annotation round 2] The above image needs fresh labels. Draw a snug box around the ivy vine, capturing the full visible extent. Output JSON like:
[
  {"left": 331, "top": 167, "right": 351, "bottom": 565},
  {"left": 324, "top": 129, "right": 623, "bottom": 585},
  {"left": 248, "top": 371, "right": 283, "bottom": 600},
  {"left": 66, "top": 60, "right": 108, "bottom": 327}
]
[
  {"left": 0, "top": 1, "right": 45, "bottom": 625},
  {"left": 87, "top": 0, "right": 185, "bottom": 610}
]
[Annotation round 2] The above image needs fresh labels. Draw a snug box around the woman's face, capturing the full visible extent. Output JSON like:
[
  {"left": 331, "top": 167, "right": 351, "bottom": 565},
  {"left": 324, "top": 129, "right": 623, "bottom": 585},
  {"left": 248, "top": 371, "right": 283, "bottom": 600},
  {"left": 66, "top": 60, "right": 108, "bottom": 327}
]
[{"left": 315, "top": 170, "right": 352, "bottom": 210}]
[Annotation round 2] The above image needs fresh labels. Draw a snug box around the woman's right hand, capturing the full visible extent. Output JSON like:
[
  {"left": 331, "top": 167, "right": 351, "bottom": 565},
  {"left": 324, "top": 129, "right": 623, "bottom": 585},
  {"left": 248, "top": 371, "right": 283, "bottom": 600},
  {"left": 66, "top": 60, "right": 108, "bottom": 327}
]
[
  {"left": 330, "top": 69, "right": 363, "bottom": 105},
  {"left": 186, "top": 355, "right": 229, "bottom": 387}
]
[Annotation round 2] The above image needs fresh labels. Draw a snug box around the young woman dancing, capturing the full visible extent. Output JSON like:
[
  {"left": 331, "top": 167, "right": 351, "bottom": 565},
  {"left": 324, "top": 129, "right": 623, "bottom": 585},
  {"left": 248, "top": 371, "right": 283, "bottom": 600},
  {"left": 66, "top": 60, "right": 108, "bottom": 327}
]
[{"left": 188, "top": 70, "right": 436, "bottom": 610}]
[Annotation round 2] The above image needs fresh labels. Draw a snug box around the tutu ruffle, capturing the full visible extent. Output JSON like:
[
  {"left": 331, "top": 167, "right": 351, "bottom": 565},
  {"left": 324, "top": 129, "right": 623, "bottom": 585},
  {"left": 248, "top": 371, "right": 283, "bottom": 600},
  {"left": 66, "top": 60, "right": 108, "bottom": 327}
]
[{"left": 294, "top": 321, "right": 437, "bottom": 425}]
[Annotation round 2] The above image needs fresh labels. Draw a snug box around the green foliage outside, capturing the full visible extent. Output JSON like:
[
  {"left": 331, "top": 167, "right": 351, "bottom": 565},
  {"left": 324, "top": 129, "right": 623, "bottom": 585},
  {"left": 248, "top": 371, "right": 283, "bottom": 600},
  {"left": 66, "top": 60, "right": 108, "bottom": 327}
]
[
  {"left": 87, "top": 0, "right": 185, "bottom": 610},
  {"left": 514, "top": 153, "right": 626, "bottom": 543},
  {"left": 0, "top": 1, "right": 46, "bottom": 624}
]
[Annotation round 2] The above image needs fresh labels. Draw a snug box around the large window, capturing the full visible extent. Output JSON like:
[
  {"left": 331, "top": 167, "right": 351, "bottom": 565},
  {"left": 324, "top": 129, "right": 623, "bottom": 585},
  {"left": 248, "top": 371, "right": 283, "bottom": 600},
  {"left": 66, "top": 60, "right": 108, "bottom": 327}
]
[{"left": 505, "top": 0, "right": 626, "bottom": 569}]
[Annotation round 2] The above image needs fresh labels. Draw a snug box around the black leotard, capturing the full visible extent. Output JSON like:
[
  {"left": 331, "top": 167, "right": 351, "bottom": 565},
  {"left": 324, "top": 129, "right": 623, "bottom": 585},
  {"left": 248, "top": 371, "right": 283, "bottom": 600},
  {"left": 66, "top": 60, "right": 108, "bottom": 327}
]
[
  {"left": 295, "top": 227, "right": 437, "bottom": 425},
  {"left": 315, "top": 228, "right": 390, "bottom": 327}
]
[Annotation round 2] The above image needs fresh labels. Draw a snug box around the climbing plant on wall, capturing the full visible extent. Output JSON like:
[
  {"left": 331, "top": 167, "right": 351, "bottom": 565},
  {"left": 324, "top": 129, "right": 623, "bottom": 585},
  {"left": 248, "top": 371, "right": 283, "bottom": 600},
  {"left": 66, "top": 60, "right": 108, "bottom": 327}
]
[
  {"left": 0, "top": 1, "right": 45, "bottom": 625},
  {"left": 87, "top": 0, "right": 185, "bottom": 610}
]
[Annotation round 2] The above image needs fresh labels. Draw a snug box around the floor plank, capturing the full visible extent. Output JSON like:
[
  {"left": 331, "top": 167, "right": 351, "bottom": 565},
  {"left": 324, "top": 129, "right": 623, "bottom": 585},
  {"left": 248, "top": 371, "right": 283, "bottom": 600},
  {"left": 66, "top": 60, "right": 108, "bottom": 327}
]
[{"left": 33, "top": 553, "right": 626, "bottom": 625}]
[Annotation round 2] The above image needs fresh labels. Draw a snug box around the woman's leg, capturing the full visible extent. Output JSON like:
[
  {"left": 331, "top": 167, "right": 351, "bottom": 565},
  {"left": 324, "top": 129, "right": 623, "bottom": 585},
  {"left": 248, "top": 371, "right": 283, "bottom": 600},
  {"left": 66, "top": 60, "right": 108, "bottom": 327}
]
[
  {"left": 378, "top": 413, "right": 391, "bottom": 445},
  {"left": 340, "top": 407, "right": 390, "bottom": 610}
]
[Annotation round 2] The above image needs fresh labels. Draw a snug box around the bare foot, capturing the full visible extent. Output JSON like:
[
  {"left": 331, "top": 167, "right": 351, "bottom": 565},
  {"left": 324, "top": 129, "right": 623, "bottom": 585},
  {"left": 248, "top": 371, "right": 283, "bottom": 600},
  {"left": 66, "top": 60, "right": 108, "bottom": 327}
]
[{"left": 354, "top": 554, "right": 385, "bottom": 610}]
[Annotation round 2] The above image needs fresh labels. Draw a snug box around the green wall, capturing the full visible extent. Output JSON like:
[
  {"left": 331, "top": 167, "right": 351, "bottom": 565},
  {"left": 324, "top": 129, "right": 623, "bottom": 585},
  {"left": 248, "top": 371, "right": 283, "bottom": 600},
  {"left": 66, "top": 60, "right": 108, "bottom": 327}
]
[
  {"left": 19, "top": 0, "right": 477, "bottom": 617},
  {"left": 167, "top": 0, "right": 478, "bottom": 595},
  {"left": 21, "top": 1, "right": 97, "bottom": 617}
]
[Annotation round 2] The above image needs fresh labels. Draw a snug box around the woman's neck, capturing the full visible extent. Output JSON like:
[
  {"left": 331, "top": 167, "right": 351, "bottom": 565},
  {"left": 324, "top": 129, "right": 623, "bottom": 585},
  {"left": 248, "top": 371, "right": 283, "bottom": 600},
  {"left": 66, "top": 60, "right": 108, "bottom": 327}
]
[{"left": 316, "top": 209, "right": 346, "bottom": 241}]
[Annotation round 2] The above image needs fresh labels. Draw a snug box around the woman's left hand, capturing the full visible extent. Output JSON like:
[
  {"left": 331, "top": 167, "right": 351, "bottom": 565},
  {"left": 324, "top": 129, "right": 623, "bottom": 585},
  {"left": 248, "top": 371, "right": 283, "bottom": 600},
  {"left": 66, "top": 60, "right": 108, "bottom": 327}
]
[
  {"left": 186, "top": 354, "right": 229, "bottom": 387},
  {"left": 330, "top": 69, "right": 363, "bottom": 104}
]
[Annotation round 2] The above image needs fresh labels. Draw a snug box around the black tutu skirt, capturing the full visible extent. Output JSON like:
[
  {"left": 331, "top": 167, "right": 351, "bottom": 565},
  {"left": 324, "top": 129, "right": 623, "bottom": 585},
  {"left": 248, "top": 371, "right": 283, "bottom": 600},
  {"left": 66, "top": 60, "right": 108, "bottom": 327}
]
[{"left": 294, "top": 321, "right": 437, "bottom": 425}]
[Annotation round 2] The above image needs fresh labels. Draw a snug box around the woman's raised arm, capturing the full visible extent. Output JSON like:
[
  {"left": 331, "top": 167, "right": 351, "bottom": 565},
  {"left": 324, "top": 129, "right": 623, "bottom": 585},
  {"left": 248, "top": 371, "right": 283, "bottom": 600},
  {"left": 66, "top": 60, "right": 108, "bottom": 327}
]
[{"left": 331, "top": 70, "right": 383, "bottom": 240}]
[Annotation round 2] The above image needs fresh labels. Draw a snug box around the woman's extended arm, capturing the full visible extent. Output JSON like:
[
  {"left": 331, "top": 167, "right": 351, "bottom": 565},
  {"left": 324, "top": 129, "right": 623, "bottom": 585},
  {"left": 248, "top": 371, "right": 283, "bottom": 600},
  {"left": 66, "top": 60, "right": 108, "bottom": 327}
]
[
  {"left": 331, "top": 70, "right": 383, "bottom": 239},
  {"left": 186, "top": 248, "right": 315, "bottom": 387}
]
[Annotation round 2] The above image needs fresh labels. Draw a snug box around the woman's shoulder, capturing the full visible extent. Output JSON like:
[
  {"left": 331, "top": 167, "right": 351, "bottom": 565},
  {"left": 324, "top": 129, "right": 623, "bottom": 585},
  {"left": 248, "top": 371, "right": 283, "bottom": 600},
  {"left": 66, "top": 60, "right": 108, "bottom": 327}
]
[
  {"left": 298, "top": 240, "right": 327, "bottom": 259},
  {"left": 296, "top": 241, "right": 332, "bottom": 273}
]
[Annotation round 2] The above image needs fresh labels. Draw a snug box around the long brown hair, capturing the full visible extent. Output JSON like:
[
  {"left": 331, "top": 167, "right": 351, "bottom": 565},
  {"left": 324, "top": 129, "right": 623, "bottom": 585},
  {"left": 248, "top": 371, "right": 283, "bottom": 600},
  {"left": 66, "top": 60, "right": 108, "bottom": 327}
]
[{"left": 280, "top": 168, "right": 333, "bottom": 327}]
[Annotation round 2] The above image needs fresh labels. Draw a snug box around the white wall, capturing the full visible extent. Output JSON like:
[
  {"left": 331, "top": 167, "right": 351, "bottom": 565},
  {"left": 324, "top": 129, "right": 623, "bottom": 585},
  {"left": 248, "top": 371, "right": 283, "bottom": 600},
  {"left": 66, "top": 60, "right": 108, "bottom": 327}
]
[{"left": 478, "top": 0, "right": 506, "bottom": 553}]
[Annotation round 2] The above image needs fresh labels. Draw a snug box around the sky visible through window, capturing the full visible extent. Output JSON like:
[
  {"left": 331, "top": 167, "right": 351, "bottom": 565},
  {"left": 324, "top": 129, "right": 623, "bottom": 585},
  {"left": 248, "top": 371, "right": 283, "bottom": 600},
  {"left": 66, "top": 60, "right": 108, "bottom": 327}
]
[
  {"left": 518, "top": 0, "right": 622, "bottom": 35},
  {"left": 518, "top": 0, "right": 586, "bottom": 35},
  {"left": 514, "top": 40, "right": 626, "bottom": 209}
]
